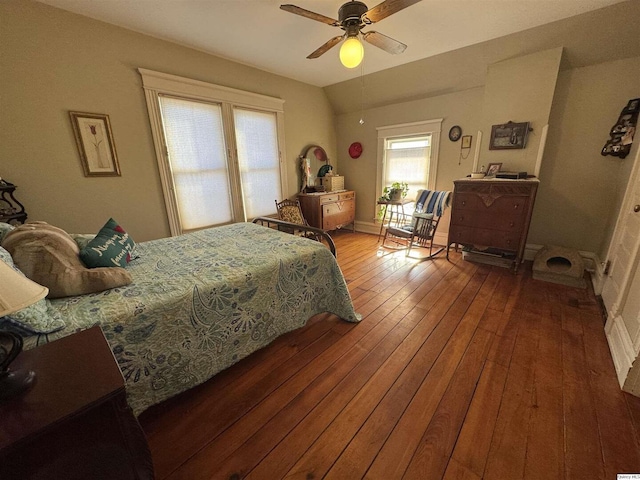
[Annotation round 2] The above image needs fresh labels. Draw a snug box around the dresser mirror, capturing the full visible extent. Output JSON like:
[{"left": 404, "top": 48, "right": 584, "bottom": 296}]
[{"left": 300, "top": 145, "right": 332, "bottom": 192}]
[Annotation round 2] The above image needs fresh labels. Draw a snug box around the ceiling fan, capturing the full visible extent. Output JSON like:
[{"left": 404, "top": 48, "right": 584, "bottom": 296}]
[{"left": 280, "top": 0, "right": 422, "bottom": 68}]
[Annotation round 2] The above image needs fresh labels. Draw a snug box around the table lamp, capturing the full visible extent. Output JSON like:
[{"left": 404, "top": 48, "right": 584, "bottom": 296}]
[{"left": 0, "top": 259, "right": 49, "bottom": 401}]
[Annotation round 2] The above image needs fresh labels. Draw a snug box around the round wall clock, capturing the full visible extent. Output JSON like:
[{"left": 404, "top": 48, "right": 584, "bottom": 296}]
[
  {"left": 449, "top": 126, "right": 462, "bottom": 142},
  {"left": 349, "top": 142, "right": 363, "bottom": 159}
]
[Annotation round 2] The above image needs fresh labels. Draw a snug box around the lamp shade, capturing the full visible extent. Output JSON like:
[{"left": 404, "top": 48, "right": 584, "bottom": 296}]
[
  {"left": 339, "top": 36, "right": 364, "bottom": 69},
  {"left": 0, "top": 260, "right": 48, "bottom": 317}
]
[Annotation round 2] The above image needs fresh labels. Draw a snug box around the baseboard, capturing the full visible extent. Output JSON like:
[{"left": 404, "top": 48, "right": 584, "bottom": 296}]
[
  {"left": 354, "top": 221, "right": 450, "bottom": 247},
  {"left": 586, "top": 252, "right": 606, "bottom": 294},
  {"left": 605, "top": 314, "right": 636, "bottom": 387},
  {"left": 354, "top": 221, "right": 379, "bottom": 236},
  {"left": 354, "top": 231, "right": 605, "bottom": 275}
]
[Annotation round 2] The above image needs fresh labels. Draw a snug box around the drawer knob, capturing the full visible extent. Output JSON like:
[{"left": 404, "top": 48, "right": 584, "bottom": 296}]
[
  {"left": 513, "top": 204, "right": 519, "bottom": 209},
  {"left": 509, "top": 221, "right": 514, "bottom": 227}
]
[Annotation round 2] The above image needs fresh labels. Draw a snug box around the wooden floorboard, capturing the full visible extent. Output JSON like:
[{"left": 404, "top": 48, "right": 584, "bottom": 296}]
[{"left": 139, "top": 231, "right": 640, "bottom": 479}]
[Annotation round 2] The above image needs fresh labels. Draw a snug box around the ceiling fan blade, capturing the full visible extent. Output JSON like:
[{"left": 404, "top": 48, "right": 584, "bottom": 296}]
[
  {"left": 280, "top": 5, "right": 339, "bottom": 26},
  {"left": 364, "top": 0, "right": 422, "bottom": 23},
  {"left": 307, "top": 35, "right": 345, "bottom": 59},
  {"left": 362, "top": 31, "right": 407, "bottom": 54}
]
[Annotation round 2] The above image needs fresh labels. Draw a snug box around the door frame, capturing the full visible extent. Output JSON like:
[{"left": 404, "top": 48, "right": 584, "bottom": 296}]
[{"left": 603, "top": 141, "right": 640, "bottom": 387}]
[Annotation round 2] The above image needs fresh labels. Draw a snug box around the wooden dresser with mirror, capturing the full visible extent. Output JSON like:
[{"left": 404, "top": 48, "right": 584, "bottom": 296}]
[
  {"left": 298, "top": 190, "right": 356, "bottom": 232},
  {"left": 296, "top": 143, "right": 356, "bottom": 232}
]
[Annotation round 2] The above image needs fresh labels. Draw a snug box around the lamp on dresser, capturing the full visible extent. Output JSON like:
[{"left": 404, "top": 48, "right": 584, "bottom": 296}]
[{"left": 0, "top": 259, "right": 48, "bottom": 401}]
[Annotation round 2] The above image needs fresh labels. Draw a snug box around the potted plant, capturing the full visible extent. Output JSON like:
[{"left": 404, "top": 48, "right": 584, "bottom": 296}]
[
  {"left": 377, "top": 182, "right": 409, "bottom": 219},
  {"left": 379, "top": 181, "right": 409, "bottom": 202}
]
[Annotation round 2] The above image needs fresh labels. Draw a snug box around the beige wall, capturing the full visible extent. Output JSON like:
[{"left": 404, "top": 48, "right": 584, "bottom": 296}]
[
  {"left": 479, "top": 47, "right": 562, "bottom": 173},
  {"left": 336, "top": 87, "right": 484, "bottom": 236},
  {"left": 336, "top": 50, "right": 640, "bottom": 258},
  {"left": 0, "top": 1, "right": 337, "bottom": 241},
  {"left": 529, "top": 56, "right": 640, "bottom": 257}
]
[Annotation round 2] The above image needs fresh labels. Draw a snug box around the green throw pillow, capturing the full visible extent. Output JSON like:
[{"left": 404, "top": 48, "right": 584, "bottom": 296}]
[
  {"left": 0, "top": 246, "right": 66, "bottom": 334},
  {"left": 79, "top": 218, "right": 136, "bottom": 268}
]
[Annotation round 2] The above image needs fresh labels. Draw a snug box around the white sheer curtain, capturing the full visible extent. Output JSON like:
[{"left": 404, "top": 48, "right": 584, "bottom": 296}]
[
  {"left": 159, "top": 96, "right": 233, "bottom": 230},
  {"left": 384, "top": 136, "right": 432, "bottom": 197},
  {"left": 234, "top": 108, "right": 282, "bottom": 219},
  {"left": 140, "top": 69, "right": 286, "bottom": 235}
]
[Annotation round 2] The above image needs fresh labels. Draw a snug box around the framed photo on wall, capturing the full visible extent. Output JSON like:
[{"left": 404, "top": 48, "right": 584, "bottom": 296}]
[
  {"left": 69, "top": 111, "right": 121, "bottom": 177},
  {"left": 489, "top": 121, "right": 530, "bottom": 150}
]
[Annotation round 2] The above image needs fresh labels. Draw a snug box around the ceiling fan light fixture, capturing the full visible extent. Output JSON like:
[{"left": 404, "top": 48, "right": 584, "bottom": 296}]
[{"left": 339, "top": 35, "right": 364, "bottom": 69}]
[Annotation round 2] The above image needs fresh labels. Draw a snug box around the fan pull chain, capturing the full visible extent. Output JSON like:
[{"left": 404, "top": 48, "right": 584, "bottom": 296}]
[{"left": 359, "top": 61, "right": 365, "bottom": 125}]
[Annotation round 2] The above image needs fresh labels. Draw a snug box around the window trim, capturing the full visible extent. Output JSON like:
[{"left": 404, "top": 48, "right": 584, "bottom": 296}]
[
  {"left": 138, "top": 68, "right": 287, "bottom": 236},
  {"left": 376, "top": 119, "right": 443, "bottom": 210}
]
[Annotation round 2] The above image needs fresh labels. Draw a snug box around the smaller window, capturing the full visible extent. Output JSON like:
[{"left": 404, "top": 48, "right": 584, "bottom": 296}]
[
  {"left": 383, "top": 134, "right": 432, "bottom": 201},
  {"left": 376, "top": 119, "right": 442, "bottom": 219}
]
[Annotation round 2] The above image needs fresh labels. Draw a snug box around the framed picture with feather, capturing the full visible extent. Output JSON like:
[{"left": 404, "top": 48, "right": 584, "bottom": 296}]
[{"left": 69, "top": 111, "right": 121, "bottom": 177}]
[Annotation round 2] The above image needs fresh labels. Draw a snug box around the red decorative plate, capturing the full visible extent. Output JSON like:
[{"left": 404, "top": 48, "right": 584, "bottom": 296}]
[{"left": 349, "top": 142, "right": 363, "bottom": 159}]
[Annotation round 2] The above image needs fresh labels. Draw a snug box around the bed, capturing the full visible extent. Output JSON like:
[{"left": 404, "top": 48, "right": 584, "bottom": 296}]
[{"left": 1, "top": 221, "right": 360, "bottom": 416}]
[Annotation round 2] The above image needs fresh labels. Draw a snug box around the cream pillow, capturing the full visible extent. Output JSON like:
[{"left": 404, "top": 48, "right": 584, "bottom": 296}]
[{"left": 2, "top": 221, "right": 132, "bottom": 298}]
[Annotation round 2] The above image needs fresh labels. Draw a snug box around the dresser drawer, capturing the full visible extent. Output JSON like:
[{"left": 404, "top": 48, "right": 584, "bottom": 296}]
[
  {"left": 484, "top": 214, "right": 525, "bottom": 233},
  {"left": 448, "top": 225, "right": 475, "bottom": 245},
  {"left": 320, "top": 194, "right": 340, "bottom": 204},
  {"left": 338, "top": 191, "right": 355, "bottom": 201},
  {"left": 450, "top": 211, "right": 483, "bottom": 228},
  {"left": 452, "top": 193, "right": 485, "bottom": 211},
  {"left": 478, "top": 229, "right": 520, "bottom": 251},
  {"left": 449, "top": 226, "right": 520, "bottom": 251},
  {"left": 323, "top": 200, "right": 354, "bottom": 218},
  {"left": 489, "top": 196, "right": 530, "bottom": 216},
  {"left": 323, "top": 210, "right": 354, "bottom": 230},
  {"left": 320, "top": 191, "right": 355, "bottom": 204}
]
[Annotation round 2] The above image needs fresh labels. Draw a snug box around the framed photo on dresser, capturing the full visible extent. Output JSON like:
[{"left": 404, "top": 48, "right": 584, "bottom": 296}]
[{"left": 486, "top": 163, "right": 502, "bottom": 177}]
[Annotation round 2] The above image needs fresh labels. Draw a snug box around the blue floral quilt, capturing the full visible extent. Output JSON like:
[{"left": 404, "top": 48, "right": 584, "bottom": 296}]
[{"left": 21, "top": 223, "right": 360, "bottom": 415}]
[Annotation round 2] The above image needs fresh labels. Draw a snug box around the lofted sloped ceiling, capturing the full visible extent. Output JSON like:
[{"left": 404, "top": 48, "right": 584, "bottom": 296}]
[
  {"left": 36, "top": 0, "right": 628, "bottom": 89},
  {"left": 325, "top": 0, "right": 640, "bottom": 114}
]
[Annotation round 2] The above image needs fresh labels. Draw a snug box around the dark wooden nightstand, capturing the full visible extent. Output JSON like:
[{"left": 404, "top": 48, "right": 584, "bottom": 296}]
[
  {"left": 0, "top": 181, "right": 27, "bottom": 225},
  {"left": 0, "top": 326, "right": 154, "bottom": 480}
]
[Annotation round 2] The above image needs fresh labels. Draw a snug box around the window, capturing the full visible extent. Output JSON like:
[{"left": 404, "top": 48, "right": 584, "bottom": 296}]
[
  {"left": 139, "top": 69, "right": 286, "bottom": 235},
  {"left": 233, "top": 108, "right": 282, "bottom": 220},
  {"left": 383, "top": 136, "right": 432, "bottom": 196},
  {"left": 159, "top": 96, "right": 231, "bottom": 229},
  {"left": 377, "top": 119, "right": 442, "bottom": 214}
]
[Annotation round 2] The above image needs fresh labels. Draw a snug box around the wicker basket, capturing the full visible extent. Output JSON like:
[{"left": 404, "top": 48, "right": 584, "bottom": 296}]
[{"left": 320, "top": 175, "right": 344, "bottom": 192}]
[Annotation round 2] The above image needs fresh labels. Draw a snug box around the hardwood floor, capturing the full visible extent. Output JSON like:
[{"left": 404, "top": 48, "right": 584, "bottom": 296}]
[{"left": 139, "top": 231, "right": 640, "bottom": 479}]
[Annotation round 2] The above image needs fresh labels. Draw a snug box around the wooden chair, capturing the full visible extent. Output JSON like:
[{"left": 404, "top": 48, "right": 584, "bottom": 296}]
[
  {"left": 382, "top": 189, "right": 452, "bottom": 259},
  {"left": 274, "top": 199, "right": 322, "bottom": 241}
]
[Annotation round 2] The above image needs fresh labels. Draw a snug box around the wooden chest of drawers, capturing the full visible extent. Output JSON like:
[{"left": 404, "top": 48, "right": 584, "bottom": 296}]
[
  {"left": 298, "top": 191, "right": 355, "bottom": 232},
  {"left": 447, "top": 179, "right": 539, "bottom": 271}
]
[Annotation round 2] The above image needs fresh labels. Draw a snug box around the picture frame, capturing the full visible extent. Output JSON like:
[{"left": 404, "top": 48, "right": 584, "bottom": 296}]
[
  {"left": 489, "top": 121, "right": 530, "bottom": 150},
  {"left": 486, "top": 162, "right": 502, "bottom": 176},
  {"left": 69, "top": 111, "right": 121, "bottom": 177},
  {"left": 461, "top": 135, "right": 472, "bottom": 149}
]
